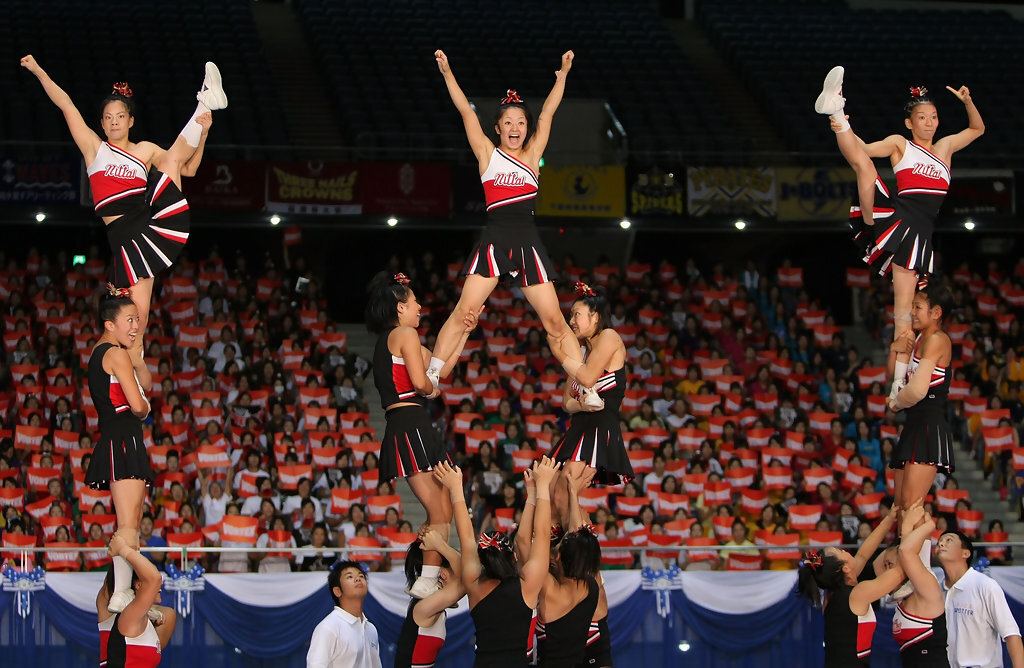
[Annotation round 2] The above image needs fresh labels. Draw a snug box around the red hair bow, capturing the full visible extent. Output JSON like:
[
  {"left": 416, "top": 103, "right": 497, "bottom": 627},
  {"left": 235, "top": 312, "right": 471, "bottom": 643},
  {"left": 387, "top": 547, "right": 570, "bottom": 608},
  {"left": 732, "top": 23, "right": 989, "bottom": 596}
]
[
  {"left": 574, "top": 281, "right": 596, "bottom": 297},
  {"left": 111, "top": 82, "right": 133, "bottom": 98},
  {"left": 106, "top": 282, "right": 131, "bottom": 298},
  {"left": 392, "top": 273, "right": 410, "bottom": 285},
  {"left": 478, "top": 532, "right": 509, "bottom": 552},
  {"left": 801, "top": 550, "right": 823, "bottom": 571},
  {"left": 501, "top": 89, "right": 523, "bottom": 105},
  {"left": 909, "top": 86, "right": 928, "bottom": 99}
]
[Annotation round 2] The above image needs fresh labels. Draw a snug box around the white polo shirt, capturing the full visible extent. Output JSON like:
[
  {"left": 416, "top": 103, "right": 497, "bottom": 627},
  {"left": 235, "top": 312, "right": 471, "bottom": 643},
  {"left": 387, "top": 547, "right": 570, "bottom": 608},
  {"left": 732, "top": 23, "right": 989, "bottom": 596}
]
[
  {"left": 943, "top": 567, "right": 1021, "bottom": 668},
  {"left": 306, "top": 605, "right": 381, "bottom": 668}
]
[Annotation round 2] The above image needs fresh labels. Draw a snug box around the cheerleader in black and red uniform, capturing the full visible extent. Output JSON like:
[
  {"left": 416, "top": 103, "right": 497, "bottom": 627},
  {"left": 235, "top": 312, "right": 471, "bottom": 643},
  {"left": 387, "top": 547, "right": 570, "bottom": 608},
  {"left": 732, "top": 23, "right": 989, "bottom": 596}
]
[
  {"left": 796, "top": 506, "right": 904, "bottom": 667},
  {"left": 86, "top": 290, "right": 154, "bottom": 613},
  {"left": 20, "top": 54, "right": 227, "bottom": 334},
  {"left": 892, "top": 501, "right": 950, "bottom": 667},
  {"left": 549, "top": 284, "right": 633, "bottom": 525},
  {"left": 366, "top": 273, "right": 478, "bottom": 598},
  {"left": 886, "top": 283, "right": 954, "bottom": 512},
  {"left": 394, "top": 529, "right": 466, "bottom": 668},
  {"left": 97, "top": 564, "right": 174, "bottom": 668},
  {"left": 427, "top": 50, "right": 600, "bottom": 408},
  {"left": 814, "top": 67, "right": 983, "bottom": 377},
  {"left": 104, "top": 533, "right": 177, "bottom": 668}
]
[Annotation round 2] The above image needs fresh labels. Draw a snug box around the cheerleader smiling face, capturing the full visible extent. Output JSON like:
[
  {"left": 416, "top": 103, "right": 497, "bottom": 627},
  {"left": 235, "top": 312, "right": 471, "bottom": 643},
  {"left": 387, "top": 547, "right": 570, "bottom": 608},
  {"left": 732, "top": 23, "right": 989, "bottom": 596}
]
[
  {"left": 569, "top": 302, "right": 600, "bottom": 339},
  {"left": 103, "top": 302, "right": 141, "bottom": 348},
  {"left": 495, "top": 107, "right": 528, "bottom": 151},
  {"left": 395, "top": 290, "right": 422, "bottom": 328},
  {"left": 910, "top": 292, "right": 942, "bottom": 331}
]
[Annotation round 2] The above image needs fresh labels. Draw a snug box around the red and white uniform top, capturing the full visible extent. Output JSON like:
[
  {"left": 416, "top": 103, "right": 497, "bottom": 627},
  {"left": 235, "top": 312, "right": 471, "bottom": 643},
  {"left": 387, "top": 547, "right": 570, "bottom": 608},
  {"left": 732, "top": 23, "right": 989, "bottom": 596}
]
[
  {"left": 892, "top": 603, "right": 936, "bottom": 651},
  {"left": 409, "top": 611, "right": 446, "bottom": 667},
  {"left": 87, "top": 142, "right": 149, "bottom": 216},
  {"left": 894, "top": 139, "right": 950, "bottom": 198},
  {"left": 480, "top": 148, "right": 539, "bottom": 212},
  {"left": 909, "top": 333, "right": 947, "bottom": 389},
  {"left": 99, "top": 615, "right": 115, "bottom": 667},
  {"left": 109, "top": 373, "right": 132, "bottom": 414},
  {"left": 110, "top": 618, "right": 162, "bottom": 668}
]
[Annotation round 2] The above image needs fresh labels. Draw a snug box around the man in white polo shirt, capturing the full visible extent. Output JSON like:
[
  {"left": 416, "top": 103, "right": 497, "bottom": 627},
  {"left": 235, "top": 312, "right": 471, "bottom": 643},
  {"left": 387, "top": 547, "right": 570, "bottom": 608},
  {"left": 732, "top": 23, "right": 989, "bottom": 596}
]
[
  {"left": 307, "top": 560, "right": 382, "bottom": 668},
  {"left": 937, "top": 530, "right": 1024, "bottom": 668}
]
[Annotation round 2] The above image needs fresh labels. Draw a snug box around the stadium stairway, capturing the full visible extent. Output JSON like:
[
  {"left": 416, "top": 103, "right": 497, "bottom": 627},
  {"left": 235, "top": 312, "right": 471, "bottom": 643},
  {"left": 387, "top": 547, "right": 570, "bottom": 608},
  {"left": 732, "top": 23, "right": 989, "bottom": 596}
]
[
  {"left": 663, "top": 19, "right": 788, "bottom": 157},
  {"left": 251, "top": 2, "right": 342, "bottom": 147},
  {"left": 342, "top": 326, "right": 431, "bottom": 535},
  {"left": 845, "top": 325, "right": 1024, "bottom": 548}
]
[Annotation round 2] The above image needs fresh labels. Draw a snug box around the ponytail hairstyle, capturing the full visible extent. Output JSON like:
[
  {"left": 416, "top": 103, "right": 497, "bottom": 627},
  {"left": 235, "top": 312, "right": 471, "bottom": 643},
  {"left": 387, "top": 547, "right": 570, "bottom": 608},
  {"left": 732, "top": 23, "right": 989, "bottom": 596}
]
[
  {"left": 493, "top": 89, "right": 535, "bottom": 146},
  {"left": 403, "top": 539, "right": 452, "bottom": 591},
  {"left": 477, "top": 529, "right": 517, "bottom": 581},
  {"left": 100, "top": 81, "right": 136, "bottom": 119},
  {"left": 904, "top": 85, "right": 935, "bottom": 117},
  {"left": 795, "top": 549, "right": 847, "bottom": 609},
  {"left": 917, "top": 280, "right": 954, "bottom": 324},
  {"left": 572, "top": 282, "right": 612, "bottom": 335},
  {"left": 558, "top": 526, "right": 601, "bottom": 581},
  {"left": 98, "top": 285, "right": 135, "bottom": 327},
  {"left": 365, "top": 272, "right": 413, "bottom": 335}
]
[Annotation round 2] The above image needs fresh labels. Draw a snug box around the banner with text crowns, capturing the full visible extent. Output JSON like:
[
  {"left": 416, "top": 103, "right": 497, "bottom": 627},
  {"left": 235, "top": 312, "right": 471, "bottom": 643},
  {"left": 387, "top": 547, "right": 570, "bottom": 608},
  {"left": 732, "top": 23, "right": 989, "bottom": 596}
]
[
  {"left": 265, "top": 162, "right": 361, "bottom": 215},
  {"left": 686, "top": 167, "right": 776, "bottom": 217},
  {"left": 0, "top": 156, "right": 79, "bottom": 205},
  {"left": 775, "top": 166, "right": 857, "bottom": 222},
  {"left": 182, "top": 160, "right": 266, "bottom": 210},
  {"left": 535, "top": 165, "right": 625, "bottom": 217}
]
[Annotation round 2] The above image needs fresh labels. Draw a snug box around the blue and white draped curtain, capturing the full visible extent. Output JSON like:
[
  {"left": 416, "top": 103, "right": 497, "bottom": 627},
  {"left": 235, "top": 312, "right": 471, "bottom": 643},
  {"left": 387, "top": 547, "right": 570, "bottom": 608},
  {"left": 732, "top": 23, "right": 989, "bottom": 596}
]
[{"left": 5, "top": 569, "right": 1024, "bottom": 668}]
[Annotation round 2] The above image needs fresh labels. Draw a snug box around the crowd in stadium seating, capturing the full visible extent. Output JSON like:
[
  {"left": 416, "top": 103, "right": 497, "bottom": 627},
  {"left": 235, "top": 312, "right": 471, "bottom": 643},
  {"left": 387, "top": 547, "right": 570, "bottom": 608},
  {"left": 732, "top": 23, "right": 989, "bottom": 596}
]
[{"left": 0, "top": 243, "right": 1020, "bottom": 574}]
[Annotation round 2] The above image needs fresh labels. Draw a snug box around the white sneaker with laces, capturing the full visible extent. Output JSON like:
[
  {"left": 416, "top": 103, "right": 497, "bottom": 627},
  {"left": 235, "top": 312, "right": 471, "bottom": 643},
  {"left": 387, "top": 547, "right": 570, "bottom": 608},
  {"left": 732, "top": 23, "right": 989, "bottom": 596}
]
[
  {"left": 147, "top": 606, "right": 165, "bottom": 625},
  {"left": 582, "top": 387, "right": 604, "bottom": 409},
  {"left": 196, "top": 62, "right": 228, "bottom": 110},
  {"left": 107, "top": 589, "right": 136, "bottom": 614},
  {"left": 406, "top": 575, "right": 441, "bottom": 599},
  {"left": 814, "top": 66, "right": 845, "bottom": 115},
  {"left": 425, "top": 367, "right": 440, "bottom": 392},
  {"left": 887, "top": 580, "right": 915, "bottom": 604}
]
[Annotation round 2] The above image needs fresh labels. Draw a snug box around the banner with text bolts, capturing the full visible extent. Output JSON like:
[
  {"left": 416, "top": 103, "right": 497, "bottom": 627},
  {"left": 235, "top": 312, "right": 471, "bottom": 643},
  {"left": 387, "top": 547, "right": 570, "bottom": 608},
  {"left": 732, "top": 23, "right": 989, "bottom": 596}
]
[
  {"left": 630, "top": 166, "right": 685, "bottom": 216},
  {"left": 182, "top": 161, "right": 266, "bottom": 211},
  {"left": 776, "top": 167, "right": 857, "bottom": 222},
  {"left": 265, "top": 162, "right": 361, "bottom": 215},
  {"left": 686, "top": 167, "right": 776, "bottom": 217},
  {"left": 359, "top": 163, "right": 451, "bottom": 216},
  {"left": 535, "top": 165, "right": 625, "bottom": 218},
  {"left": 0, "top": 156, "right": 79, "bottom": 205}
]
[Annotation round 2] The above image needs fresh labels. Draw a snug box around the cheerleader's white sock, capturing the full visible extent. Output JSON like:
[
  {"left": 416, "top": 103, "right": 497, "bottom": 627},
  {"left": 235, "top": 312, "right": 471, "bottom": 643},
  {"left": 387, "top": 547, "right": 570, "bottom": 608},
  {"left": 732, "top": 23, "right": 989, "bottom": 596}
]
[
  {"left": 420, "top": 565, "right": 441, "bottom": 580},
  {"left": 428, "top": 357, "right": 444, "bottom": 375},
  {"left": 179, "top": 102, "right": 211, "bottom": 148},
  {"left": 113, "top": 555, "right": 133, "bottom": 594},
  {"left": 919, "top": 537, "right": 932, "bottom": 569},
  {"left": 831, "top": 112, "right": 851, "bottom": 133}
]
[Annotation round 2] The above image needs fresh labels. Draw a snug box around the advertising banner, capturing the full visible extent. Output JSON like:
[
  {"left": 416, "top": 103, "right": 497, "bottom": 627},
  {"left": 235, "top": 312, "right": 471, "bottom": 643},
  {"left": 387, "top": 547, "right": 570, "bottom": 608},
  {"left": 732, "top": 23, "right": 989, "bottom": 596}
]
[
  {"left": 776, "top": 167, "right": 857, "bottom": 222},
  {"left": 360, "top": 162, "right": 451, "bottom": 216},
  {"left": 0, "top": 157, "right": 78, "bottom": 204},
  {"left": 182, "top": 160, "right": 265, "bottom": 210},
  {"left": 266, "top": 162, "right": 361, "bottom": 215},
  {"left": 630, "top": 166, "right": 685, "bottom": 216},
  {"left": 687, "top": 167, "right": 775, "bottom": 217},
  {"left": 535, "top": 165, "right": 625, "bottom": 218}
]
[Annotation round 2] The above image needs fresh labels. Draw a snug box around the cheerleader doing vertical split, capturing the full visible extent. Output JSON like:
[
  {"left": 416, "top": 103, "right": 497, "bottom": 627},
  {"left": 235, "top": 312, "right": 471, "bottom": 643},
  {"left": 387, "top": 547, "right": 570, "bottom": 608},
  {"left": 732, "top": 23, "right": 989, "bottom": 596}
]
[
  {"left": 85, "top": 290, "right": 154, "bottom": 613},
  {"left": 814, "top": 66, "right": 983, "bottom": 376},
  {"left": 428, "top": 49, "right": 602, "bottom": 408},
  {"left": 394, "top": 529, "right": 466, "bottom": 668},
  {"left": 797, "top": 505, "right": 904, "bottom": 667},
  {"left": 435, "top": 458, "right": 558, "bottom": 668},
  {"left": 104, "top": 533, "right": 176, "bottom": 668},
  {"left": 20, "top": 54, "right": 227, "bottom": 335},
  {"left": 549, "top": 283, "right": 633, "bottom": 524},
  {"left": 366, "top": 273, "right": 479, "bottom": 599},
  {"left": 886, "top": 283, "right": 954, "bottom": 515}
]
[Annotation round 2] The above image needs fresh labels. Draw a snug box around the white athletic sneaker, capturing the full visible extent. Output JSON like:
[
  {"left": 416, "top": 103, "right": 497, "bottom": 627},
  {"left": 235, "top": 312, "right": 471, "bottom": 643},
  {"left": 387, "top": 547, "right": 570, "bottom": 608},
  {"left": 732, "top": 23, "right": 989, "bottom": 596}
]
[
  {"left": 107, "top": 589, "right": 136, "bottom": 614},
  {"left": 814, "top": 66, "right": 845, "bottom": 115},
  {"left": 887, "top": 579, "right": 915, "bottom": 603},
  {"left": 582, "top": 387, "right": 604, "bottom": 410},
  {"left": 147, "top": 606, "right": 165, "bottom": 625},
  {"left": 406, "top": 575, "right": 441, "bottom": 599},
  {"left": 196, "top": 62, "right": 228, "bottom": 110},
  {"left": 425, "top": 367, "right": 440, "bottom": 392}
]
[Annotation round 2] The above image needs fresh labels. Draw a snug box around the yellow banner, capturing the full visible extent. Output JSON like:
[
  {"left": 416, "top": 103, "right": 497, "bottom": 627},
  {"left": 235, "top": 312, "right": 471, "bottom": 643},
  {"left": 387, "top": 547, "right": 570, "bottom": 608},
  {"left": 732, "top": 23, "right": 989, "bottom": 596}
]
[
  {"left": 535, "top": 165, "right": 625, "bottom": 218},
  {"left": 776, "top": 166, "right": 858, "bottom": 222}
]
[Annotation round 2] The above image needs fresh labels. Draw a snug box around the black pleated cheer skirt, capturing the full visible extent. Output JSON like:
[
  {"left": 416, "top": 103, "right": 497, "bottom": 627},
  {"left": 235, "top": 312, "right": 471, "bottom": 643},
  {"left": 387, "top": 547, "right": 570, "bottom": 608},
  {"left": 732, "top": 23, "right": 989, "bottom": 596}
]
[
  {"left": 85, "top": 418, "right": 153, "bottom": 490},
  {"left": 550, "top": 411, "right": 634, "bottom": 485},
  {"left": 890, "top": 406, "right": 954, "bottom": 474},
  {"left": 377, "top": 405, "right": 449, "bottom": 481}
]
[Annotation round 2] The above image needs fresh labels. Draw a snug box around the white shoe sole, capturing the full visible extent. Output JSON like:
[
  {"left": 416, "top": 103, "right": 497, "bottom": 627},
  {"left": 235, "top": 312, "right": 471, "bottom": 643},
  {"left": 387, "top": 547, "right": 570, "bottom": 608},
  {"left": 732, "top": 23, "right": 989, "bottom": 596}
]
[
  {"left": 814, "top": 65, "right": 845, "bottom": 115},
  {"left": 197, "top": 61, "right": 228, "bottom": 110},
  {"left": 107, "top": 590, "right": 136, "bottom": 614}
]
